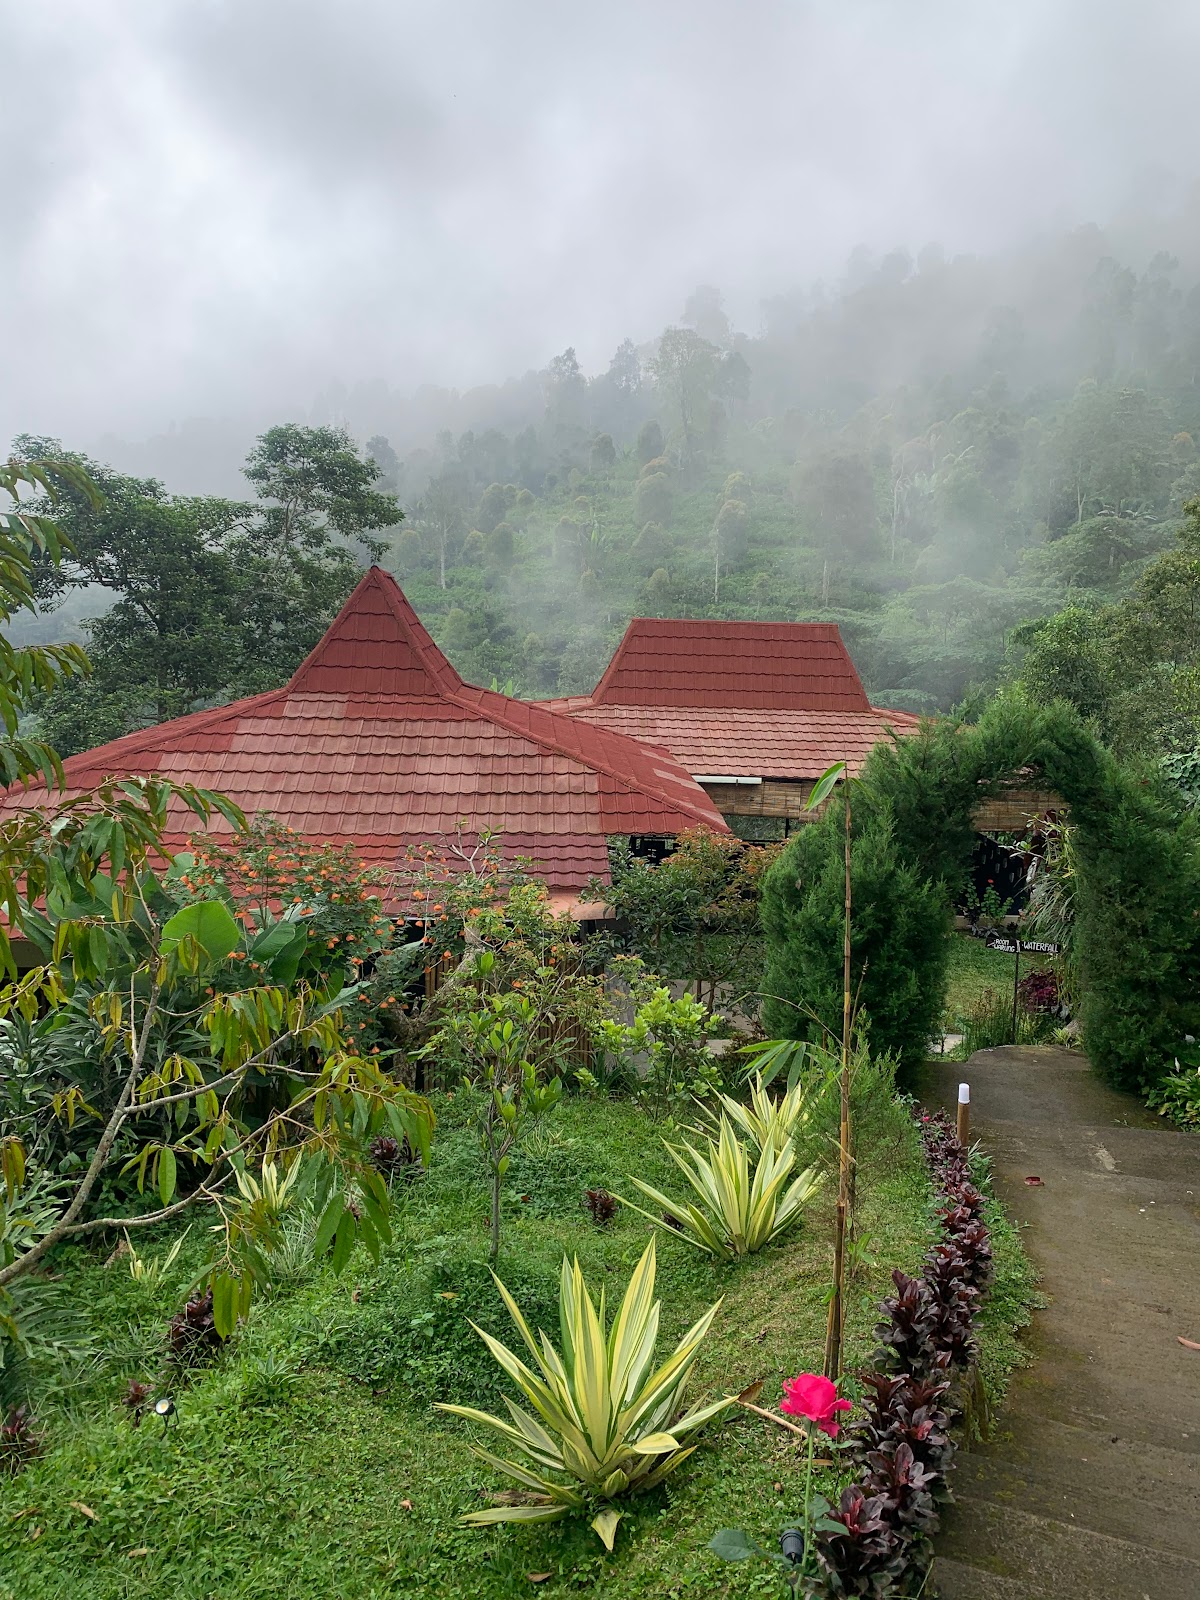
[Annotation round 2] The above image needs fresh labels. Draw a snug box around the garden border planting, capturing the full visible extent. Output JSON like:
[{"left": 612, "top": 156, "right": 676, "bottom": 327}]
[{"left": 812, "top": 1109, "right": 994, "bottom": 1597}]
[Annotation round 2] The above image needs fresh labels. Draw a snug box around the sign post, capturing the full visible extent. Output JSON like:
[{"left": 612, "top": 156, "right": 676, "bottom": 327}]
[{"left": 984, "top": 933, "right": 1062, "bottom": 1044}]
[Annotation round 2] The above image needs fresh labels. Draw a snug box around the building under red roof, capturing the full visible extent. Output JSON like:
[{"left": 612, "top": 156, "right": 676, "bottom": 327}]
[
  {"left": 6, "top": 569, "right": 727, "bottom": 906},
  {"left": 549, "top": 617, "right": 919, "bottom": 832}
]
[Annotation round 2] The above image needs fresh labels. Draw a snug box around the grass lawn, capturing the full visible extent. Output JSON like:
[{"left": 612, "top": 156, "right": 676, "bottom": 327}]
[
  {"left": 941, "top": 934, "right": 1021, "bottom": 1033},
  {"left": 0, "top": 1085, "right": 1031, "bottom": 1600}
]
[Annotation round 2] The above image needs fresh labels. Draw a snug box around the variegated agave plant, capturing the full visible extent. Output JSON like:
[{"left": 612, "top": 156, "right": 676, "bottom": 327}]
[
  {"left": 436, "top": 1238, "right": 734, "bottom": 1550},
  {"left": 621, "top": 1115, "right": 823, "bottom": 1259}
]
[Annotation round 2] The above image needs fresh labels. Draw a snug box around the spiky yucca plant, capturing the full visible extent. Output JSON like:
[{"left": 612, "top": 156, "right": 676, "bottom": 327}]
[
  {"left": 436, "top": 1238, "right": 733, "bottom": 1550},
  {"left": 622, "top": 1116, "right": 822, "bottom": 1260},
  {"left": 696, "top": 1071, "right": 827, "bottom": 1159}
]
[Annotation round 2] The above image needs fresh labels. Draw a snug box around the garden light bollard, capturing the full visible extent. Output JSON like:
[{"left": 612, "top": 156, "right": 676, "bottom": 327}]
[{"left": 957, "top": 1082, "right": 970, "bottom": 1147}]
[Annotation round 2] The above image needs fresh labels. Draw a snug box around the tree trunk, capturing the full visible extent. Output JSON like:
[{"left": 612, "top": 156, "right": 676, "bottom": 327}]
[{"left": 489, "top": 1164, "right": 502, "bottom": 1263}]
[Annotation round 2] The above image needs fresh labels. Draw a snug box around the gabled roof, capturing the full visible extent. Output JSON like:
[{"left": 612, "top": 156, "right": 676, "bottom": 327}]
[
  {"left": 7, "top": 569, "right": 726, "bottom": 895},
  {"left": 550, "top": 617, "right": 919, "bottom": 782},
  {"left": 591, "top": 618, "right": 873, "bottom": 711}
]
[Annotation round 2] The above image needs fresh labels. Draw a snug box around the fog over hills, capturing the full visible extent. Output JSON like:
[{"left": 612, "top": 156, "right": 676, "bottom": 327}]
[{"left": 5, "top": 0, "right": 1200, "bottom": 484}]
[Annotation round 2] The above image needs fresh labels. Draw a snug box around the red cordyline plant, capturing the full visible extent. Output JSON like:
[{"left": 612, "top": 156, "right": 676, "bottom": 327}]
[
  {"left": 817, "top": 1110, "right": 992, "bottom": 1595},
  {"left": 713, "top": 1111, "right": 993, "bottom": 1596}
]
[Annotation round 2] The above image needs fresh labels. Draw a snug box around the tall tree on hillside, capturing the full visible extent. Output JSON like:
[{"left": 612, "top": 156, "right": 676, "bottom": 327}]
[
  {"left": 545, "top": 347, "right": 588, "bottom": 432},
  {"left": 243, "top": 424, "right": 399, "bottom": 554},
  {"left": 0, "top": 457, "right": 93, "bottom": 786},
  {"left": 365, "top": 434, "right": 403, "bottom": 494},
  {"left": 416, "top": 467, "right": 469, "bottom": 589},
  {"left": 606, "top": 338, "right": 643, "bottom": 399},
  {"left": 649, "top": 328, "right": 721, "bottom": 461},
  {"left": 793, "top": 450, "right": 881, "bottom": 558},
  {"left": 682, "top": 284, "right": 731, "bottom": 348}
]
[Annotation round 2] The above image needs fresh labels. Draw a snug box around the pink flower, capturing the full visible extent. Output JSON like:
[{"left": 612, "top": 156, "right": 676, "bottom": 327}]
[{"left": 780, "top": 1373, "right": 852, "bottom": 1438}]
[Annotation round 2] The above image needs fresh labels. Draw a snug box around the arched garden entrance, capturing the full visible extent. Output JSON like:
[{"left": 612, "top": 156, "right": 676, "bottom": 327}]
[{"left": 761, "top": 697, "right": 1200, "bottom": 1090}]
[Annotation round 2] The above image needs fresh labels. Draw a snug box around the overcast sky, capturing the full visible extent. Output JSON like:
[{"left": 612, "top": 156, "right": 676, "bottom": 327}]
[{"left": 4, "top": 0, "right": 1199, "bottom": 449}]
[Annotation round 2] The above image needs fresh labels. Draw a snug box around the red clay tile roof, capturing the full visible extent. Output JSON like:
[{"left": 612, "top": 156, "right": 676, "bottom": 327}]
[
  {"left": 545, "top": 617, "right": 920, "bottom": 782},
  {"left": 6, "top": 569, "right": 726, "bottom": 893},
  {"left": 547, "top": 704, "right": 919, "bottom": 780},
  {"left": 591, "top": 618, "right": 874, "bottom": 711}
]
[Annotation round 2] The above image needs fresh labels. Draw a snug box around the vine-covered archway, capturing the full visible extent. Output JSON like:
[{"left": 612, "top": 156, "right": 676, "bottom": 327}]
[{"left": 761, "top": 696, "right": 1200, "bottom": 1089}]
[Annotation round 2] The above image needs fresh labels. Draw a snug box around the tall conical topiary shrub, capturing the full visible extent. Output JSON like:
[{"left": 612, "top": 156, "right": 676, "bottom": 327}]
[{"left": 761, "top": 807, "right": 948, "bottom": 1066}]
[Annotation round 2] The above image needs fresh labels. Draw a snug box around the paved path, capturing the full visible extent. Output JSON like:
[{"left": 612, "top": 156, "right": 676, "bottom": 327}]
[{"left": 919, "top": 1047, "right": 1200, "bottom": 1600}]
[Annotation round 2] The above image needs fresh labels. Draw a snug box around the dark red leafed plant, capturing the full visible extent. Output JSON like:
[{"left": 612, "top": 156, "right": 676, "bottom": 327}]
[
  {"left": 166, "top": 1287, "right": 221, "bottom": 1365},
  {"left": 863, "top": 1442, "right": 938, "bottom": 1535},
  {"left": 813, "top": 1485, "right": 907, "bottom": 1598},
  {"left": 1017, "top": 967, "right": 1060, "bottom": 1015},
  {"left": 0, "top": 1404, "right": 42, "bottom": 1475},
  {"left": 873, "top": 1270, "right": 942, "bottom": 1376},
  {"left": 370, "top": 1133, "right": 418, "bottom": 1178},
  {"left": 582, "top": 1187, "right": 618, "bottom": 1225},
  {"left": 122, "top": 1379, "right": 152, "bottom": 1426},
  {"left": 815, "top": 1109, "right": 994, "bottom": 1597}
]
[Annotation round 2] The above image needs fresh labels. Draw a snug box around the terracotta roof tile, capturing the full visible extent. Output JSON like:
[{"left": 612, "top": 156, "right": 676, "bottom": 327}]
[
  {"left": 591, "top": 618, "right": 874, "bottom": 710},
  {"left": 547, "top": 617, "right": 920, "bottom": 782},
  {"left": 6, "top": 569, "right": 726, "bottom": 893},
  {"left": 556, "top": 704, "right": 919, "bottom": 780}
]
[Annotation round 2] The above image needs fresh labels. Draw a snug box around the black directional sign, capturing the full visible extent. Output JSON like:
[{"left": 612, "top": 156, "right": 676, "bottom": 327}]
[
  {"left": 982, "top": 931, "right": 1061, "bottom": 1044},
  {"left": 984, "top": 933, "right": 1061, "bottom": 957}
]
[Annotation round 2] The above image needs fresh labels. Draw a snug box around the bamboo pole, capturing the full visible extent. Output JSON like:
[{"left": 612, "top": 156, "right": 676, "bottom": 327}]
[{"left": 824, "top": 779, "right": 853, "bottom": 1381}]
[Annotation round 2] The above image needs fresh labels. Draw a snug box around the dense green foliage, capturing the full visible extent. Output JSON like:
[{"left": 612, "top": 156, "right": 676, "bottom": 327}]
[
  {"left": 764, "top": 697, "right": 1200, "bottom": 1089},
  {"left": 23, "top": 226, "right": 1200, "bottom": 761},
  {"left": 316, "top": 236, "right": 1200, "bottom": 721},
  {"left": 1010, "top": 499, "right": 1200, "bottom": 764}
]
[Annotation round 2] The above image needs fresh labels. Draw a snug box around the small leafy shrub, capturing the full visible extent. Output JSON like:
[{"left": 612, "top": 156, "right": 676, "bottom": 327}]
[
  {"left": 0, "top": 1403, "right": 42, "bottom": 1475},
  {"left": 582, "top": 1187, "right": 617, "bottom": 1225},
  {"left": 873, "top": 1271, "right": 942, "bottom": 1377},
  {"left": 600, "top": 984, "right": 722, "bottom": 1116},
  {"left": 166, "top": 1287, "right": 222, "bottom": 1366},
  {"left": 369, "top": 1134, "right": 417, "bottom": 1179},
  {"left": 437, "top": 1238, "right": 734, "bottom": 1550},
  {"left": 1146, "top": 1051, "right": 1200, "bottom": 1128},
  {"left": 238, "top": 1351, "right": 300, "bottom": 1409},
  {"left": 852, "top": 1372, "right": 954, "bottom": 1494},
  {"left": 813, "top": 1485, "right": 906, "bottom": 1598}
]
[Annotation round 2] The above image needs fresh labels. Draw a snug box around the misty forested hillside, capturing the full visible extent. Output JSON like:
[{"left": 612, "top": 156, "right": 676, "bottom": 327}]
[
  {"left": 23, "top": 217, "right": 1200, "bottom": 745},
  {"left": 327, "top": 224, "right": 1200, "bottom": 712}
]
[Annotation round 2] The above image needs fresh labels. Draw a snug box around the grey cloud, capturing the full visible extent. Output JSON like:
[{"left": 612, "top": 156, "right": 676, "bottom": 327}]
[{"left": 3, "top": 0, "right": 1200, "bottom": 461}]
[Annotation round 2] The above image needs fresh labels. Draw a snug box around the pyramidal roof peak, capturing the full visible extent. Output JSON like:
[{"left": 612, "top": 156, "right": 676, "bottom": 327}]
[{"left": 287, "top": 565, "right": 464, "bottom": 698}]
